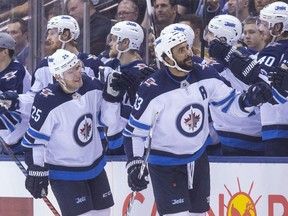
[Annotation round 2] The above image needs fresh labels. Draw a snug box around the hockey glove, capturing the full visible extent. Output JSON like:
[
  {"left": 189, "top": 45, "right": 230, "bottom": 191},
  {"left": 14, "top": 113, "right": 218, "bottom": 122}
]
[
  {"left": 228, "top": 50, "right": 261, "bottom": 85},
  {"left": 268, "top": 64, "right": 288, "bottom": 91},
  {"left": 126, "top": 157, "right": 149, "bottom": 192},
  {"left": 241, "top": 82, "right": 275, "bottom": 108},
  {"left": 208, "top": 38, "right": 237, "bottom": 66},
  {"left": 0, "top": 91, "right": 19, "bottom": 111},
  {"left": 102, "top": 72, "right": 125, "bottom": 103},
  {"left": 110, "top": 71, "right": 137, "bottom": 92},
  {"left": 25, "top": 165, "right": 49, "bottom": 199},
  {"left": 138, "top": 66, "right": 156, "bottom": 81}
]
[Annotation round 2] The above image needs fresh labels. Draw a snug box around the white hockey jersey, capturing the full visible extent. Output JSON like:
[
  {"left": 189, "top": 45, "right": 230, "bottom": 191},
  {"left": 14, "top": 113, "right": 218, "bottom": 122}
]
[
  {"left": 123, "top": 64, "right": 255, "bottom": 166},
  {"left": 21, "top": 75, "right": 122, "bottom": 180}
]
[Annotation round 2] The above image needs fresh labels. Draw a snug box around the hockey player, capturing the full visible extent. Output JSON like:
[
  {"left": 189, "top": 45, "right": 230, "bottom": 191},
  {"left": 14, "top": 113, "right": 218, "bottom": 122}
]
[
  {"left": 0, "top": 31, "right": 30, "bottom": 94},
  {"left": 0, "top": 15, "right": 105, "bottom": 154},
  {"left": 103, "top": 21, "right": 155, "bottom": 155},
  {"left": 22, "top": 49, "right": 124, "bottom": 216},
  {"left": 123, "top": 31, "right": 274, "bottom": 215},
  {"left": 209, "top": 2, "right": 288, "bottom": 156},
  {"left": 0, "top": 32, "right": 31, "bottom": 154},
  {"left": 204, "top": 14, "right": 265, "bottom": 156},
  {"left": 31, "top": 15, "right": 103, "bottom": 95}
]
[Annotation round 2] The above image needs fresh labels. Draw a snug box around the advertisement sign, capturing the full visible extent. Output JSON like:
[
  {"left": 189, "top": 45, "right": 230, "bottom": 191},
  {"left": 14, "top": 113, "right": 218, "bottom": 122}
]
[{"left": 1, "top": 159, "right": 288, "bottom": 215}]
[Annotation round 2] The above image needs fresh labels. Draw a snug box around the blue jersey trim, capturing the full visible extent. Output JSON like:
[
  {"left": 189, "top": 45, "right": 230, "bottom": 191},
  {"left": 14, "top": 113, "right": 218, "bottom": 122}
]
[
  {"left": 211, "top": 89, "right": 236, "bottom": 106},
  {"left": 262, "top": 129, "right": 288, "bottom": 140},
  {"left": 129, "top": 116, "right": 150, "bottom": 130},
  {"left": 27, "top": 127, "right": 50, "bottom": 141},
  {"left": 0, "top": 115, "right": 14, "bottom": 132},
  {"left": 148, "top": 142, "right": 208, "bottom": 165},
  {"left": 108, "top": 136, "right": 123, "bottom": 149},
  {"left": 219, "top": 136, "right": 265, "bottom": 151},
  {"left": 49, "top": 157, "right": 106, "bottom": 180}
]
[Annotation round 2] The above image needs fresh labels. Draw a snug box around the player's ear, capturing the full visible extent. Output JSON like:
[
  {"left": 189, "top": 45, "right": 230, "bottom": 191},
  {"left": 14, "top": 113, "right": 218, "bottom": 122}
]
[{"left": 163, "top": 54, "right": 174, "bottom": 65}]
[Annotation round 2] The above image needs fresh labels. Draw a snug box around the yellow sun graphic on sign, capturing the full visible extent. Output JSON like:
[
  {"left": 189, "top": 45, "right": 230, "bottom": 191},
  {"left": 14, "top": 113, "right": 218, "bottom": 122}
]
[{"left": 225, "top": 178, "right": 262, "bottom": 216}]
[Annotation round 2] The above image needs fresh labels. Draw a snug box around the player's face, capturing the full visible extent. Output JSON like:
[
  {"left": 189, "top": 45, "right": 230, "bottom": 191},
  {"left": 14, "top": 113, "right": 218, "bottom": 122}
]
[
  {"left": 243, "top": 23, "right": 265, "bottom": 51},
  {"left": 62, "top": 61, "right": 83, "bottom": 92},
  {"left": 46, "top": 29, "right": 62, "bottom": 52},
  {"left": 172, "top": 42, "right": 193, "bottom": 71},
  {"left": 108, "top": 35, "right": 119, "bottom": 58}
]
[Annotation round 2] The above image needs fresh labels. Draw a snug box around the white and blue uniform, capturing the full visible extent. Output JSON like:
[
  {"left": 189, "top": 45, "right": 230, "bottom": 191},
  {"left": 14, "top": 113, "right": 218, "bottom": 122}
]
[
  {"left": 123, "top": 63, "right": 255, "bottom": 165},
  {"left": 21, "top": 74, "right": 122, "bottom": 179},
  {"left": 0, "top": 53, "right": 103, "bottom": 149},
  {"left": 210, "top": 66, "right": 264, "bottom": 155},
  {"left": 257, "top": 40, "right": 288, "bottom": 155}
]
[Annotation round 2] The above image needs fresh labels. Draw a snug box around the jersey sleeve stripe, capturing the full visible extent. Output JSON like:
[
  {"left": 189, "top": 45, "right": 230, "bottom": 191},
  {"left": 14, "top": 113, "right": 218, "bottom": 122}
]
[
  {"left": 27, "top": 127, "right": 50, "bottom": 141},
  {"left": 210, "top": 89, "right": 236, "bottom": 106}
]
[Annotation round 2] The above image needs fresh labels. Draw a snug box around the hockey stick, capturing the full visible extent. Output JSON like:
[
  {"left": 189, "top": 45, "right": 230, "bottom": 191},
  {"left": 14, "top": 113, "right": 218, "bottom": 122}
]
[
  {"left": 0, "top": 136, "right": 61, "bottom": 216},
  {"left": 145, "top": 0, "right": 161, "bottom": 69},
  {"left": 126, "top": 112, "right": 159, "bottom": 216}
]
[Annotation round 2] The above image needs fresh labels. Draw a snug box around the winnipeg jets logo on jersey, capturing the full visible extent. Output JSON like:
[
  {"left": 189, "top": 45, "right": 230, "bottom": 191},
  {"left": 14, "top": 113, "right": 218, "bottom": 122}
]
[
  {"left": 40, "top": 88, "right": 55, "bottom": 97},
  {"left": 74, "top": 114, "right": 93, "bottom": 146},
  {"left": 1, "top": 71, "right": 17, "bottom": 81},
  {"left": 176, "top": 104, "right": 204, "bottom": 137},
  {"left": 144, "top": 78, "right": 158, "bottom": 87},
  {"left": 133, "top": 63, "right": 146, "bottom": 70}
]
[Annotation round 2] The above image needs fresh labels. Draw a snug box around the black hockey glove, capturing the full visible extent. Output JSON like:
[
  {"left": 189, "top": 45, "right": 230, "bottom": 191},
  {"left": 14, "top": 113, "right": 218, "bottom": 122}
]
[
  {"left": 208, "top": 38, "right": 237, "bottom": 67},
  {"left": 102, "top": 72, "right": 125, "bottom": 103},
  {"left": 241, "top": 82, "right": 275, "bottom": 109},
  {"left": 110, "top": 71, "right": 137, "bottom": 92},
  {"left": 138, "top": 66, "right": 156, "bottom": 81},
  {"left": 126, "top": 157, "right": 149, "bottom": 192},
  {"left": 0, "top": 91, "right": 19, "bottom": 111},
  {"left": 268, "top": 64, "right": 288, "bottom": 91},
  {"left": 228, "top": 50, "right": 261, "bottom": 85},
  {"left": 25, "top": 165, "right": 49, "bottom": 199}
]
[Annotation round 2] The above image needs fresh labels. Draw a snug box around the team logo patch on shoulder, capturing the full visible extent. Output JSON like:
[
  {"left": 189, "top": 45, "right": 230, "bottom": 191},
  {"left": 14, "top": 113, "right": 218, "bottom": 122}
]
[
  {"left": 176, "top": 104, "right": 204, "bottom": 137},
  {"left": 40, "top": 88, "right": 55, "bottom": 97},
  {"left": 74, "top": 114, "right": 93, "bottom": 147},
  {"left": 144, "top": 78, "right": 158, "bottom": 87},
  {"left": 2, "top": 70, "right": 17, "bottom": 81}
]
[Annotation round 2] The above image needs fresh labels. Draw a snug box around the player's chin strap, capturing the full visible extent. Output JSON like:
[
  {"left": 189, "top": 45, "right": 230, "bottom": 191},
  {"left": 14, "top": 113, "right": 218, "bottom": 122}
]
[
  {"left": 116, "top": 43, "right": 130, "bottom": 60},
  {"left": 59, "top": 35, "right": 73, "bottom": 49},
  {"left": 163, "top": 59, "right": 191, "bottom": 73}
]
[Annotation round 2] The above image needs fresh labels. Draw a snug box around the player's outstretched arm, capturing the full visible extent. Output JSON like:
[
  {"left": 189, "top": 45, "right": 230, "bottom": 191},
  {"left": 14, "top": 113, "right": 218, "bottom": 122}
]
[{"left": 209, "top": 39, "right": 261, "bottom": 85}]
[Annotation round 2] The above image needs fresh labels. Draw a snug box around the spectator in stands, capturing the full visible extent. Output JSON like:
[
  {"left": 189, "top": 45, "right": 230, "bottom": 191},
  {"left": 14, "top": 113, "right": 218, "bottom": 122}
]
[
  {"left": 179, "top": 13, "right": 209, "bottom": 59},
  {"left": 243, "top": 16, "right": 266, "bottom": 52},
  {"left": 6, "top": 18, "right": 29, "bottom": 68},
  {"left": 116, "top": 0, "right": 139, "bottom": 23},
  {"left": 177, "top": 0, "right": 201, "bottom": 15},
  {"left": 227, "top": 0, "right": 250, "bottom": 22},
  {"left": 153, "top": 0, "right": 179, "bottom": 37},
  {"left": 66, "top": 0, "right": 112, "bottom": 56},
  {"left": 0, "top": 0, "right": 28, "bottom": 22},
  {"left": 254, "top": 0, "right": 274, "bottom": 15}
]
